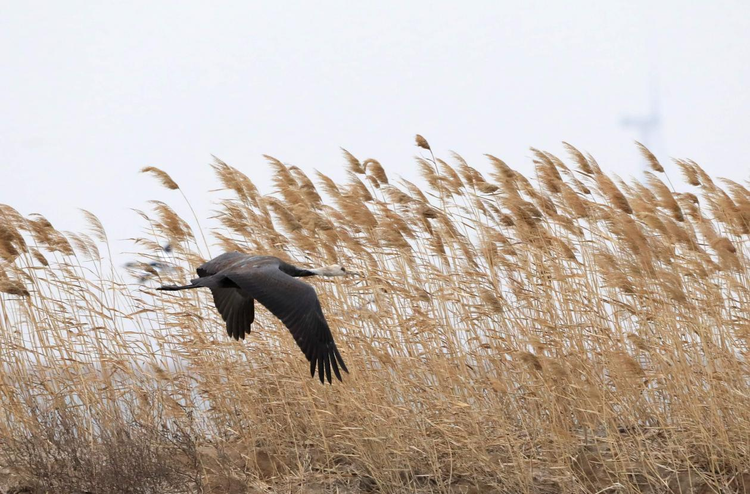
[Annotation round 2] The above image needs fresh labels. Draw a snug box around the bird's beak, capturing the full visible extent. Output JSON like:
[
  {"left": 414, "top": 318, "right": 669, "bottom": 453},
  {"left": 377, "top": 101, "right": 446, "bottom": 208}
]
[{"left": 347, "top": 271, "right": 363, "bottom": 277}]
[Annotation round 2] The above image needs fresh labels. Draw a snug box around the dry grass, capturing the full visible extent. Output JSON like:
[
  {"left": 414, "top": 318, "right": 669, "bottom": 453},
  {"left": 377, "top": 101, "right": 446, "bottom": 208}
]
[{"left": 0, "top": 140, "right": 748, "bottom": 493}]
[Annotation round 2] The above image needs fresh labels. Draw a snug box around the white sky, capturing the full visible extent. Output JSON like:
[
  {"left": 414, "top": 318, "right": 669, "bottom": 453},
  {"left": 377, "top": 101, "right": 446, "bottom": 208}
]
[{"left": 2, "top": 1, "right": 749, "bottom": 258}]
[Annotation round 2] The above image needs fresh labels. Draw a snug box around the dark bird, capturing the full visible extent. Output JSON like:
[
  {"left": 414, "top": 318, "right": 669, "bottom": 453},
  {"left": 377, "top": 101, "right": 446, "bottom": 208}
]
[{"left": 157, "top": 252, "right": 354, "bottom": 384}]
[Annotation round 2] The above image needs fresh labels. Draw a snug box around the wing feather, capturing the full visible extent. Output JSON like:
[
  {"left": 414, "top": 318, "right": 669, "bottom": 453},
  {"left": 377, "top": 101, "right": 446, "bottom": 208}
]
[
  {"left": 210, "top": 287, "right": 254, "bottom": 340},
  {"left": 224, "top": 266, "right": 348, "bottom": 383}
]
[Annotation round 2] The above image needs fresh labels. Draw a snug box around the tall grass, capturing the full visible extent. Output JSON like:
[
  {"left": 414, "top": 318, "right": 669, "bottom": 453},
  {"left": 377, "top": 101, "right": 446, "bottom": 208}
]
[{"left": 0, "top": 139, "right": 748, "bottom": 493}]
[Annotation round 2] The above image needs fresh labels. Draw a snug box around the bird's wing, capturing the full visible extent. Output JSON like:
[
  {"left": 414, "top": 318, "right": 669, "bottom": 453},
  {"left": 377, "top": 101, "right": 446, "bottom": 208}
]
[
  {"left": 210, "top": 287, "right": 254, "bottom": 340},
  {"left": 224, "top": 266, "right": 348, "bottom": 383},
  {"left": 196, "top": 252, "right": 248, "bottom": 277}
]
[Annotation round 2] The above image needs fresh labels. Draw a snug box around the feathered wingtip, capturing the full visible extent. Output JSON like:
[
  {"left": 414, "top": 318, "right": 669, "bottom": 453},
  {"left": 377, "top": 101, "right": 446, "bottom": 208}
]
[{"left": 311, "top": 345, "right": 349, "bottom": 384}]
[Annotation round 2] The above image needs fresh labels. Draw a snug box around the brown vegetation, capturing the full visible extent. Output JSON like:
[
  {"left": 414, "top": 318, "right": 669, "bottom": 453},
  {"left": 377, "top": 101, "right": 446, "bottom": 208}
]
[{"left": 0, "top": 140, "right": 748, "bottom": 493}]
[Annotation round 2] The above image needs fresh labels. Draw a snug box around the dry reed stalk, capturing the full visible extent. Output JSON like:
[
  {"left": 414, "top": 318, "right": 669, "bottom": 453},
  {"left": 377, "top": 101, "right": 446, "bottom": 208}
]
[
  {"left": 437, "top": 159, "right": 464, "bottom": 194},
  {"left": 414, "top": 134, "right": 431, "bottom": 151},
  {"left": 562, "top": 142, "right": 593, "bottom": 175},
  {"left": 341, "top": 148, "right": 365, "bottom": 174},
  {"left": 288, "top": 166, "right": 323, "bottom": 206},
  {"left": 674, "top": 158, "right": 702, "bottom": 187},
  {"left": 140, "top": 166, "right": 180, "bottom": 190},
  {"left": 0, "top": 142, "right": 747, "bottom": 494},
  {"left": 596, "top": 174, "right": 633, "bottom": 214},
  {"left": 635, "top": 141, "right": 664, "bottom": 173}
]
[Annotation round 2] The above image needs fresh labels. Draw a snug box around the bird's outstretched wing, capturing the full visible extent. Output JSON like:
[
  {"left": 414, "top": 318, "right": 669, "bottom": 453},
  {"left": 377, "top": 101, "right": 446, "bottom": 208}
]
[
  {"left": 211, "top": 288, "right": 254, "bottom": 340},
  {"left": 193, "top": 252, "right": 257, "bottom": 340},
  {"left": 224, "top": 266, "right": 348, "bottom": 383}
]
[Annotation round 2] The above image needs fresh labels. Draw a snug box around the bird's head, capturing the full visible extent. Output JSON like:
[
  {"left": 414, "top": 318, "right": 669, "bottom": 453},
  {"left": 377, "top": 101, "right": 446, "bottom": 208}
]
[{"left": 309, "top": 264, "right": 360, "bottom": 277}]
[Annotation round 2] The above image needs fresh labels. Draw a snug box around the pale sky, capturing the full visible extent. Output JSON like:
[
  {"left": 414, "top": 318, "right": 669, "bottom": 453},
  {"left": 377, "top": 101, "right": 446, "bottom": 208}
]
[{"left": 2, "top": 1, "right": 748, "bottom": 258}]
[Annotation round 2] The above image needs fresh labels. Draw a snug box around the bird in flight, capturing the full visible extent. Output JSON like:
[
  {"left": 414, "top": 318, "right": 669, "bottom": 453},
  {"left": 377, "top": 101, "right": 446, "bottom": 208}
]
[{"left": 158, "top": 252, "right": 355, "bottom": 384}]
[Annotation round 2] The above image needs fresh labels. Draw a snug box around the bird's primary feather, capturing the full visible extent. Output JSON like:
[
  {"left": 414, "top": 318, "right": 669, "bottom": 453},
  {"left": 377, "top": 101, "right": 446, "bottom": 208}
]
[{"left": 210, "top": 287, "right": 254, "bottom": 340}]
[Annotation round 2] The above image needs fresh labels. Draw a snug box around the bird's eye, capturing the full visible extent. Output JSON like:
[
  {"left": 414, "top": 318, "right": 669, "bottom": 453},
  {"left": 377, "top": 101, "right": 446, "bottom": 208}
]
[{"left": 341, "top": 267, "right": 346, "bottom": 272}]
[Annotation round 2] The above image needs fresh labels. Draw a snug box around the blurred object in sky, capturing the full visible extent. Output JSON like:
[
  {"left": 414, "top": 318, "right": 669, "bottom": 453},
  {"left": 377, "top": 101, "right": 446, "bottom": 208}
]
[
  {"left": 124, "top": 243, "right": 176, "bottom": 283},
  {"left": 621, "top": 60, "right": 663, "bottom": 157},
  {"left": 124, "top": 260, "right": 177, "bottom": 283}
]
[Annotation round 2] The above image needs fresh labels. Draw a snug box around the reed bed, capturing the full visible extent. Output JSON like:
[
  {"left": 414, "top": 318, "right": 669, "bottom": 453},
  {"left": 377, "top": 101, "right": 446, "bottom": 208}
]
[{"left": 0, "top": 137, "right": 748, "bottom": 493}]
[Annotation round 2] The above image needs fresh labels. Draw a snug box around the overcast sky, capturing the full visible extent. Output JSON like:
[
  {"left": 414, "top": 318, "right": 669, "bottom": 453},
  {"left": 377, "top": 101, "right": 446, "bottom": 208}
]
[{"left": 2, "top": 1, "right": 748, "bottom": 258}]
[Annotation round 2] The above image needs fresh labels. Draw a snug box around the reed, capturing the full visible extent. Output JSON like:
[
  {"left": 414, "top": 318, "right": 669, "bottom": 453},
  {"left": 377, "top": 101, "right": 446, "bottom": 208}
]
[{"left": 0, "top": 140, "right": 747, "bottom": 493}]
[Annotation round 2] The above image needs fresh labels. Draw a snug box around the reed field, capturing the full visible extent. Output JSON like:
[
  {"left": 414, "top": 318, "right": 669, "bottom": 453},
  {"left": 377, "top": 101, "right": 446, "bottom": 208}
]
[{"left": 0, "top": 137, "right": 748, "bottom": 493}]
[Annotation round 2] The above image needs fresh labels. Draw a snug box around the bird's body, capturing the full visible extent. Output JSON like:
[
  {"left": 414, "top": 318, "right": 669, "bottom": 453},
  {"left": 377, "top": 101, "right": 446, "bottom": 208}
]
[{"left": 158, "top": 252, "right": 351, "bottom": 383}]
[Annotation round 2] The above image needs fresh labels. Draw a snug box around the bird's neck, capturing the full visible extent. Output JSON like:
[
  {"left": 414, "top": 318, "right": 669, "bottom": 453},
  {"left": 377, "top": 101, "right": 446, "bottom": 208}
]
[
  {"left": 278, "top": 262, "right": 315, "bottom": 278},
  {"left": 307, "top": 266, "right": 343, "bottom": 277}
]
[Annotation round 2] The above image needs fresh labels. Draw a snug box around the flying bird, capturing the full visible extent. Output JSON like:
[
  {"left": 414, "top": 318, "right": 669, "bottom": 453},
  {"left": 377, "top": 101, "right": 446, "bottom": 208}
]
[{"left": 157, "top": 252, "right": 354, "bottom": 384}]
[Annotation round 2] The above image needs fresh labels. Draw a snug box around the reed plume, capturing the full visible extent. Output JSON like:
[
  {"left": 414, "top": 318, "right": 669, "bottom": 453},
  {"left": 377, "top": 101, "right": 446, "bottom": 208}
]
[{"left": 0, "top": 141, "right": 747, "bottom": 494}]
